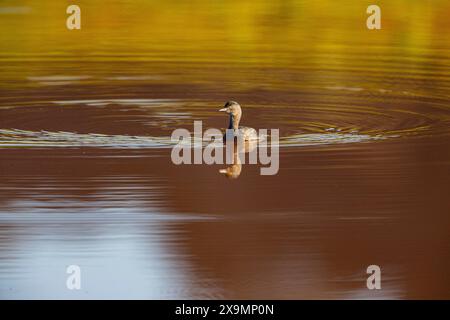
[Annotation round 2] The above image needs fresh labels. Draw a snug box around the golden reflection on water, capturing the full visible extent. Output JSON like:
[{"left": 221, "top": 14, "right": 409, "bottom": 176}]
[{"left": 0, "top": 0, "right": 450, "bottom": 299}]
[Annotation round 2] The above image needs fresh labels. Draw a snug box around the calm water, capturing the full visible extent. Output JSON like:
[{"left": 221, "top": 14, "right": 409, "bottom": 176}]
[{"left": 1, "top": 1, "right": 450, "bottom": 299}]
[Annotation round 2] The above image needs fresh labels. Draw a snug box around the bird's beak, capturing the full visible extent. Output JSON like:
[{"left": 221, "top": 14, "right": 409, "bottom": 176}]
[{"left": 219, "top": 108, "right": 228, "bottom": 112}]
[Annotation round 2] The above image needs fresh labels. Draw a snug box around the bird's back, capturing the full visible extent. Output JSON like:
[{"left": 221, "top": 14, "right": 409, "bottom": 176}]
[
  {"left": 223, "top": 127, "right": 258, "bottom": 141},
  {"left": 238, "top": 126, "right": 258, "bottom": 141}
]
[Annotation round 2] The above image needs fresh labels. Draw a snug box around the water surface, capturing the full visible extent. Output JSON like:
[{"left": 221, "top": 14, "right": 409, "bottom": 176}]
[{"left": 1, "top": 0, "right": 450, "bottom": 299}]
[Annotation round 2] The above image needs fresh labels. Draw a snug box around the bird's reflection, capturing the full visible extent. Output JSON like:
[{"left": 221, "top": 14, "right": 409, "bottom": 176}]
[{"left": 219, "top": 140, "right": 257, "bottom": 179}]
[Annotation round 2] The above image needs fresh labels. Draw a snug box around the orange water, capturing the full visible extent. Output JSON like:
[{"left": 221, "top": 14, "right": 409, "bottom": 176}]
[{"left": 1, "top": 0, "right": 449, "bottom": 298}]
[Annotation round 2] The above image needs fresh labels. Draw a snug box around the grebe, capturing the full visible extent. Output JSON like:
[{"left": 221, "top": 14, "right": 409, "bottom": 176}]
[{"left": 219, "top": 101, "right": 258, "bottom": 141}]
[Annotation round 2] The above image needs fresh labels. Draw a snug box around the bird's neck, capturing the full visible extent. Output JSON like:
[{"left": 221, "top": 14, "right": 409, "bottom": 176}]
[{"left": 228, "top": 114, "right": 240, "bottom": 130}]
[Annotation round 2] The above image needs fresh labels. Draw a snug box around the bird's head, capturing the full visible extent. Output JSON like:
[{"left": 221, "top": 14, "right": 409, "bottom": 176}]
[{"left": 219, "top": 101, "right": 242, "bottom": 117}]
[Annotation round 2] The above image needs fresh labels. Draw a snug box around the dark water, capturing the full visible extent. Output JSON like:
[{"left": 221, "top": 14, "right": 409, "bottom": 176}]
[{"left": 1, "top": 1, "right": 450, "bottom": 299}]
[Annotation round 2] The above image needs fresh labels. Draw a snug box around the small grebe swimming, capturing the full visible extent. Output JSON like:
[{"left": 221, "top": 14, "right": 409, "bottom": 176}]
[{"left": 219, "top": 101, "right": 257, "bottom": 141}]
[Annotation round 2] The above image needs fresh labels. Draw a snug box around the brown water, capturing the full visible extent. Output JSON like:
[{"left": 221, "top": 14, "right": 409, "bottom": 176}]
[{"left": 1, "top": 1, "right": 450, "bottom": 299}]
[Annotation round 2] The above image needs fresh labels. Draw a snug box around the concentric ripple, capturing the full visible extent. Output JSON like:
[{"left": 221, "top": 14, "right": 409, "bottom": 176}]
[{"left": 0, "top": 93, "right": 449, "bottom": 148}]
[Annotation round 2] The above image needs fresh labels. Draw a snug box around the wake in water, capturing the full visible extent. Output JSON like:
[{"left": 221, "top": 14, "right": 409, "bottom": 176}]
[
  {"left": 0, "top": 128, "right": 387, "bottom": 149},
  {"left": 0, "top": 129, "right": 173, "bottom": 148},
  {"left": 278, "top": 132, "right": 387, "bottom": 147}
]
